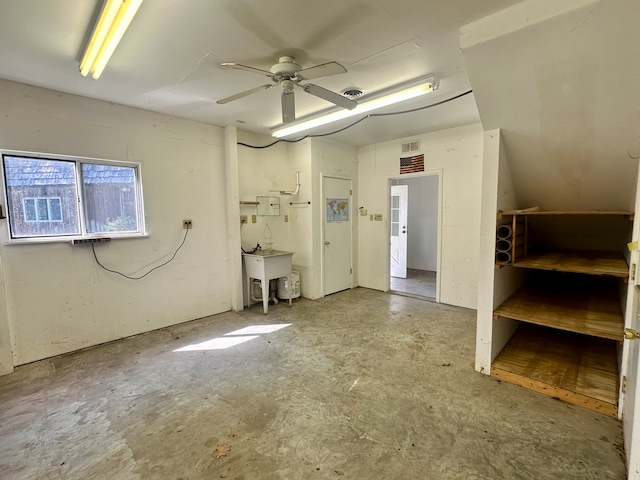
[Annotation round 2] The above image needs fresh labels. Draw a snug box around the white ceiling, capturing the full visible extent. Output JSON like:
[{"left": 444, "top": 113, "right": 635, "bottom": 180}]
[
  {"left": 3, "top": 0, "right": 636, "bottom": 208},
  {"left": 0, "top": 0, "right": 522, "bottom": 146},
  {"left": 462, "top": 0, "right": 640, "bottom": 210}
]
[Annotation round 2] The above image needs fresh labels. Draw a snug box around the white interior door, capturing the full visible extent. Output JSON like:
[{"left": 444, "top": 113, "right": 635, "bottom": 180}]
[
  {"left": 624, "top": 161, "right": 640, "bottom": 479},
  {"left": 390, "top": 185, "right": 408, "bottom": 278},
  {"left": 624, "top": 285, "right": 640, "bottom": 479},
  {"left": 323, "top": 176, "right": 352, "bottom": 296}
]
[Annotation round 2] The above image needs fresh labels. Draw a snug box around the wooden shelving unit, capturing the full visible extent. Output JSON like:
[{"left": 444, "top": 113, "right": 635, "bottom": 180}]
[
  {"left": 495, "top": 209, "right": 633, "bottom": 266},
  {"left": 492, "top": 324, "right": 619, "bottom": 417},
  {"left": 511, "top": 250, "right": 628, "bottom": 277},
  {"left": 492, "top": 210, "right": 632, "bottom": 416},
  {"left": 494, "top": 281, "right": 624, "bottom": 341},
  {"left": 497, "top": 209, "right": 633, "bottom": 218}
]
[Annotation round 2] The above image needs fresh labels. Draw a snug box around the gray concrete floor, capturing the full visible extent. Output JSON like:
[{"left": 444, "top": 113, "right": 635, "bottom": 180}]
[
  {"left": 0, "top": 288, "right": 626, "bottom": 480},
  {"left": 390, "top": 268, "right": 437, "bottom": 299}
]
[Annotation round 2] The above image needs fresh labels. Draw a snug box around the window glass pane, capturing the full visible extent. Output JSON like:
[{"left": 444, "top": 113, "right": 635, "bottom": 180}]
[
  {"left": 82, "top": 164, "right": 138, "bottom": 233},
  {"left": 392, "top": 210, "right": 399, "bottom": 222},
  {"left": 23, "top": 198, "right": 36, "bottom": 222},
  {"left": 391, "top": 223, "right": 399, "bottom": 236},
  {"left": 49, "top": 198, "right": 62, "bottom": 221},
  {"left": 4, "top": 156, "right": 79, "bottom": 237},
  {"left": 392, "top": 196, "right": 399, "bottom": 208},
  {"left": 36, "top": 198, "right": 49, "bottom": 221}
]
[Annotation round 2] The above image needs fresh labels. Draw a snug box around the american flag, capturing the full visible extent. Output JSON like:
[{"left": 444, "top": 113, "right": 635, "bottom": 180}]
[{"left": 400, "top": 154, "right": 424, "bottom": 174}]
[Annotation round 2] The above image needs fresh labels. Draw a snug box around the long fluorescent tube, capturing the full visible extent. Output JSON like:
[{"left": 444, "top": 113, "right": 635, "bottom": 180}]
[
  {"left": 272, "top": 76, "right": 439, "bottom": 138},
  {"left": 80, "top": 0, "right": 143, "bottom": 80}
]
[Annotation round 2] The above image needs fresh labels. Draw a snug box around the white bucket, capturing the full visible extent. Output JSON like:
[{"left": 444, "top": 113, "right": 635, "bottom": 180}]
[{"left": 277, "top": 271, "right": 300, "bottom": 300}]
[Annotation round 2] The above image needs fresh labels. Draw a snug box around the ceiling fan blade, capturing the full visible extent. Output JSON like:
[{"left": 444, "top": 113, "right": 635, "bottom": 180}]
[
  {"left": 216, "top": 84, "right": 273, "bottom": 104},
  {"left": 297, "top": 61, "right": 347, "bottom": 80},
  {"left": 302, "top": 83, "right": 357, "bottom": 110},
  {"left": 282, "top": 88, "right": 295, "bottom": 123},
  {"left": 221, "top": 62, "right": 272, "bottom": 77}
]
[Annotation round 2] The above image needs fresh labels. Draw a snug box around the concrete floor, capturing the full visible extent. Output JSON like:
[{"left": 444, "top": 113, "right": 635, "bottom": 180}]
[
  {"left": 0, "top": 288, "right": 626, "bottom": 480},
  {"left": 390, "top": 269, "right": 437, "bottom": 299}
]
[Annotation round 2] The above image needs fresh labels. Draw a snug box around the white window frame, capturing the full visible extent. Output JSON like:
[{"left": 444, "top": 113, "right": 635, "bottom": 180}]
[
  {"left": 23, "top": 197, "right": 63, "bottom": 223},
  {"left": 1, "top": 150, "right": 147, "bottom": 243}
]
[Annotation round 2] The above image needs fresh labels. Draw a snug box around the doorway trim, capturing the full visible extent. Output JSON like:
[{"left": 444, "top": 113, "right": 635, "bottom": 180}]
[{"left": 386, "top": 169, "right": 443, "bottom": 302}]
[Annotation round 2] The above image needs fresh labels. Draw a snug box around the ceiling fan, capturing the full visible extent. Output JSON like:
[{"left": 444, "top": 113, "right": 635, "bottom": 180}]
[{"left": 216, "top": 55, "right": 357, "bottom": 123}]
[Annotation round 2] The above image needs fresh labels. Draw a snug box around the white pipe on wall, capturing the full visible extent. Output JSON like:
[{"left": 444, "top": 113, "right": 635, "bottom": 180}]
[{"left": 272, "top": 171, "right": 300, "bottom": 196}]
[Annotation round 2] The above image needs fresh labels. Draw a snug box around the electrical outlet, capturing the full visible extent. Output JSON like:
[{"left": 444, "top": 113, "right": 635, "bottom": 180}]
[
  {"left": 370, "top": 214, "right": 373, "bottom": 221},
  {"left": 360, "top": 209, "right": 368, "bottom": 216},
  {"left": 71, "top": 238, "right": 112, "bottom": 245},
  {"left": 284, "top": 215, "right": 289, "bottom": 222},
  {"left": 240, "top": 215, "right": 248, "bottom": 224},
  {"left": 252, "top": 215, "right": 257, "bottom": 223},
  {"left": 183, "top": 219, "right": 193, "bottom": 229},
  {"left": 374, "top": 214, "right": 383, "bottom": 221}
]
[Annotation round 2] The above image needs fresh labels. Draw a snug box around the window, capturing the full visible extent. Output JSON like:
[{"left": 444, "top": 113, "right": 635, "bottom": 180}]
[
  {"left": 23, "top": 197, "right": 63, "bottom": 222},
  {"left": 391, "top": 194, "right": 400, "bottom": 237},
  {"left": 2, "top": 152, "right": 145, "bottom": 240}
]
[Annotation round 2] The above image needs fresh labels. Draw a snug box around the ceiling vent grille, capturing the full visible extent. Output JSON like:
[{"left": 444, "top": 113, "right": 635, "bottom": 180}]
[{"left": 401, "top": 140, "right": 421, "bottom": 154}]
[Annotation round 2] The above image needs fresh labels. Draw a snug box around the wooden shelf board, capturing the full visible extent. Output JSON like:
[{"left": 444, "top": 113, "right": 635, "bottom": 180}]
[
  {"left": 512, "top": 251, "right": 629, "bottom": 278},
  {"left": 492, "top": 325, "right": 618, "bottom": 417},
  {"left": 494, "top": 283, "right": 624, "bottom": 341},
  {"left": 498, "top": 210, "right": 633, "bottom": 218}
]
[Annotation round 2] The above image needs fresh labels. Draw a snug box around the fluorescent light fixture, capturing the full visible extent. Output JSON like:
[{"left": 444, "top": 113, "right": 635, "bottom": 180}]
[
  {"left": 80, "top": 0, "right": 143, "bottom": 80},
  {"left": 272, "top": 76, "right": 439, "bottom": 138}
]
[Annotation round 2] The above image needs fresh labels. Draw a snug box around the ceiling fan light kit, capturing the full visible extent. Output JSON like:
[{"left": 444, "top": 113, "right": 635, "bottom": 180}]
[
  {"left": 79, "top": 0, "right": 144, "bottom": 80},
  {"left": 271, "top": 75, "right": 440, "bottom": 138},
  {"left": 217, "top": 56, "right": 356, "bottom": 123}
]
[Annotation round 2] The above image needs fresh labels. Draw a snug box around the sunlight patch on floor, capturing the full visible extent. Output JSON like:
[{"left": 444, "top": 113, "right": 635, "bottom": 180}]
[
  {"left": 173, "top": 336, "right": 260, "bottom": 351},
  {"left": 224, "top": 324, "right": 291, "bottom": 336},
  {"left": 173, "top": 324, "right": 291, "bottom": 352}
]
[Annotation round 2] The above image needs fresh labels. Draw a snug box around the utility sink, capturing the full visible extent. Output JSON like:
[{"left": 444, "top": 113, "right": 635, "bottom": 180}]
[
  {"left": 250, "top": 249, "right": 292, "bottom": 257},
  {"left": 242, "top": 250, "right": 294, "bottom": 313}
]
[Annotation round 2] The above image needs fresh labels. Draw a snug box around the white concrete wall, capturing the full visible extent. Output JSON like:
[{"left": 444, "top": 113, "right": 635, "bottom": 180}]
[
  {"left": 236, "top": 132, "right": 298, "bottom": 304},
  {"left": 236, "top": 135, "right": 357, "bottom": 300},
  {"left": 224, "top": 127, "right": 243, "bottom": 312},
  {"left": 237, "top": 132, "right": 292, "bottom": 254},
  {"left": 0, "top": 257, "right": 12, "bottom": 374},
  {"left": 358, "top": 123, "right": 484, "bottom": 309},
  {"left": 396, "top": 176, "right": 439, "bottom": 271},
  {"left": 0, "top": 80, "right": 232, "bottom": 367},
  {"left": 475, "top": 129, "right": 524, "bottom": 374},
  {"left": 286, "top": 139, "right": 315, "bottom": 298},
  {"left": 236, "top": 134, "right": 315, "bottom": 299},
  {"left": 311, "top": 138, "right": 359, "bottom": 297}
]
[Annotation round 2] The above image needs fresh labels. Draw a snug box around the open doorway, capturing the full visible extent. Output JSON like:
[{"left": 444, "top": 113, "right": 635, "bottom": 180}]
[{"left": 389, "top": 174, "right": 440, "bottom": 301}]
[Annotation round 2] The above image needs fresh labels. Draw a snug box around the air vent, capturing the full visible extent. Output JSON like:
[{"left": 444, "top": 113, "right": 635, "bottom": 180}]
[
  {"left": 342, "top": 88, "right": 363, "bottom": 100},
  {"left": 401, "top": 140, "right": 421, "bottom": 154}
]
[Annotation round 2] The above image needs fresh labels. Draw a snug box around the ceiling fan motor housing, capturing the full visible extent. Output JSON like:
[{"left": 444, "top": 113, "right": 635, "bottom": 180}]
[{"left": 270, "top": 56, "right": 302, "bottom": 79}]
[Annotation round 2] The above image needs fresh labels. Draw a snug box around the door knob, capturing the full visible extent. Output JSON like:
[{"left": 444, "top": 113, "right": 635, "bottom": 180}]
[{"left": 324, "top": 241, "right": 330, "bottom": 245}]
